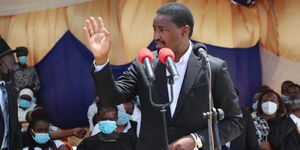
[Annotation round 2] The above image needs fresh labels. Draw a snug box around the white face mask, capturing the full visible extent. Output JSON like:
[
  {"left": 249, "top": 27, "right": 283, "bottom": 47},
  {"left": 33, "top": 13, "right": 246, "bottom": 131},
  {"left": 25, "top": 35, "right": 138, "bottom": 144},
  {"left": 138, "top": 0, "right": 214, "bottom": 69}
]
[{"left": 261, "top": 101, "right": 278, "bottom": 115}]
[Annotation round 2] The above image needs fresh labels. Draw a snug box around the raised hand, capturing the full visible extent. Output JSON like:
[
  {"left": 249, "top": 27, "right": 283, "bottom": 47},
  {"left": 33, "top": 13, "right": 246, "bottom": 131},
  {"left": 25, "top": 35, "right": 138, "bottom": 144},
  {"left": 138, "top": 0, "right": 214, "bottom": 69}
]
[{"left": 83, "top": 17, "right": 111, "bottom": 65}]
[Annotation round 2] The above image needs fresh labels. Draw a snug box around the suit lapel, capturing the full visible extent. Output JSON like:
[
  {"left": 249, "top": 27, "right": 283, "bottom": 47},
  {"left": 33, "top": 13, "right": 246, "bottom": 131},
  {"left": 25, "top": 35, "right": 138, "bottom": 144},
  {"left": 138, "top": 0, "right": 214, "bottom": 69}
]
[{"left": 172, "top": 52, "right": 203, "bottom": 120}]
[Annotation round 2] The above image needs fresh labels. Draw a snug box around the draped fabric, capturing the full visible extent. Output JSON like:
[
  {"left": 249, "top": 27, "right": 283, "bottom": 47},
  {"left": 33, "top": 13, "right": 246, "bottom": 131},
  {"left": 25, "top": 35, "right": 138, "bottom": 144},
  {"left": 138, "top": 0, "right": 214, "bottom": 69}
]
[
  {"left": 0, "top": 0, "right": 90, "bottom": 16},
  {"left": 2, "top": 0, "right": 300, "bottom": 64},
  {"left": 260, "top": 47, "right": 300, "bottom": 94},
  {"left": 34, "top": 31, "right": 134, "bottom": 127},
  {"left": 35, "top": 31, "right": 96, "bottom": 128},
  {"left": 4, "top": 8, "right": 68, "bottom": 65}
]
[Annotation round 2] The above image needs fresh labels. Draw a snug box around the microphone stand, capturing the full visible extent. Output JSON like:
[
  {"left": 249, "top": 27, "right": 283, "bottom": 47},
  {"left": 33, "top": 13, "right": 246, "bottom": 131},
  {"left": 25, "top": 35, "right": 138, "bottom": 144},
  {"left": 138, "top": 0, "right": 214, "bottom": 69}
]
[
  {"left": 147, "top": 76, "right": 175, "bottom": 150},
  {"left": 201, "top": 54, "right": 224, "bottom": 150}
]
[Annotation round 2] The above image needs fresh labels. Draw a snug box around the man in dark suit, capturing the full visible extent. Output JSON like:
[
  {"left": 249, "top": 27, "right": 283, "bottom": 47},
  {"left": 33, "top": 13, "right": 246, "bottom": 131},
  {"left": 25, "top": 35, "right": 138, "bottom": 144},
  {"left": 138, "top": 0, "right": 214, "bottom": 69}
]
[
  {"left": 83, "top": 2, "right": 244, "bottom": 150},
  {"left": 0, "top": 36, "right": 22, "bottom": 149},
  {"left": 0, "top": 82, "right": 22, "bottom": 150}
]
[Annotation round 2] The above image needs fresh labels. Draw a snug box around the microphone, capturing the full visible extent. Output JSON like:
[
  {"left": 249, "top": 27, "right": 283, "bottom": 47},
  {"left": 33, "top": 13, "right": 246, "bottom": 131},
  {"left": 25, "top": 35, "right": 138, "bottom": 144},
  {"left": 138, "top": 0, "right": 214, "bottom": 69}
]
[
  {"left": 194, "top": 43, "right": 208, "bottom": 62},
  {"left": 138, "top": 48, "right": 155, "bottom": 82},
  {"left": 158, "top": 48, "right": 179, "bottom": 81}
]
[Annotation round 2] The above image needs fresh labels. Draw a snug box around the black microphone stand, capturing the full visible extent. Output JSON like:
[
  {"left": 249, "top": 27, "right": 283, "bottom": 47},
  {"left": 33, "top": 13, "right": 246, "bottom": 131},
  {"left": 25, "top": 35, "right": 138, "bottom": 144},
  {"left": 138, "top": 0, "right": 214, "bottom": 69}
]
[
  {"left": 201, "top": 53, "right": 224, "bottom": 150},
  {"left": 147, "top": 76, "right": 175, "bottom": 150}
]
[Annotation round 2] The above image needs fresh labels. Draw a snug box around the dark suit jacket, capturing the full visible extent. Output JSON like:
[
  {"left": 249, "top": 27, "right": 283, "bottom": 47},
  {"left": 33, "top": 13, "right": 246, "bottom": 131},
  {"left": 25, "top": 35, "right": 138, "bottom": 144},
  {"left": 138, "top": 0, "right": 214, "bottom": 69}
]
[
  {"left": 93, "top": 45, "right": 244, "bottom": 150},
  {"left": 268, "top": 115, "right": 300, "bottom": 150},
  {"left": 222, "top": 107, "right": 259, "bottom": 150},
  {"left": 0, "top": 84, "right": 22, "bottom": 149}
]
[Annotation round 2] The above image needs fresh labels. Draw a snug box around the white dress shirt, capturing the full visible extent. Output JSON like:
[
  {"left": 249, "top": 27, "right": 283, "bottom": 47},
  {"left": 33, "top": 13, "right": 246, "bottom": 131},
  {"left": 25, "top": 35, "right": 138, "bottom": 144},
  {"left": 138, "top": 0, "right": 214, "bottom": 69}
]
[
  {"left": 167, "top": 42, "right": 192, "bottom": 117},
  {"left": 290, "top": 113, "right": 300, "bottom": 128}
]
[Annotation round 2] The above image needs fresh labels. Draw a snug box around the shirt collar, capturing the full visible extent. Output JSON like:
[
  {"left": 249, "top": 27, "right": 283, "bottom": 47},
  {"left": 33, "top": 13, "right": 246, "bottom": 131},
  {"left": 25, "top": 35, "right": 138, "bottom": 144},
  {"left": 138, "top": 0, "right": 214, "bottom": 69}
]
[
  {"left": 0, "top": 81, "right": 5, "bottom": 86},
  {"left": 289, "top": 113, "right": 300, "bottom": 128},
  {"left": 177, "top": 41, "right": 192, "bottom": 64}
]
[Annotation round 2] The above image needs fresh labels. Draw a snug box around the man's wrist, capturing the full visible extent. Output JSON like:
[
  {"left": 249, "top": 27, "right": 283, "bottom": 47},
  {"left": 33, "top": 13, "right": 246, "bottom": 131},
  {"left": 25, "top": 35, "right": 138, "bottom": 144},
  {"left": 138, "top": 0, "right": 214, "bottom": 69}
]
[
  {"left": 95, "top": 57, "right": 108, "bottom": 66},
  {"left": 190, "top": 133, "right": 203, "bottom": 149}
]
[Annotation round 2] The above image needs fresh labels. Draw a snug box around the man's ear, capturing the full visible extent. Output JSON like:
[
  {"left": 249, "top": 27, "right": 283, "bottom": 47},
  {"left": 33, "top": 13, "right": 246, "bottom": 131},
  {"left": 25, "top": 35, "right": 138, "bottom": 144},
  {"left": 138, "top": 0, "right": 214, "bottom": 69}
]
[
  {"left": 182, "top": 25, "right": 190, "bottom": 37},
  {"left": 30, "top": 129, "right": 35, "bottom": 136}
]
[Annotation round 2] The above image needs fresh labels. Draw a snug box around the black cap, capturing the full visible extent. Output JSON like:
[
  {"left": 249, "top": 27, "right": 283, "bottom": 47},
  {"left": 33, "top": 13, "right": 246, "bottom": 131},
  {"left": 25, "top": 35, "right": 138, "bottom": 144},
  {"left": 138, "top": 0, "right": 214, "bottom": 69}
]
[{"left": 16, "top": 46, "right": 28, "bottom": 57}]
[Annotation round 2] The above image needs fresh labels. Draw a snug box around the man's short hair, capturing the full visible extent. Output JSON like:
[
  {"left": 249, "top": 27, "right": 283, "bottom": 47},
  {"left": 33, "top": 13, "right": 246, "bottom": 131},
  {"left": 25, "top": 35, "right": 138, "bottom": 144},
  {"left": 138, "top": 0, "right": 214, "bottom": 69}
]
[
  {"left": 156, "top": 2, "right": 194, "bottom": 38},
  {"left": 287, "top": 84, "right": 300, "bottom": 91}
]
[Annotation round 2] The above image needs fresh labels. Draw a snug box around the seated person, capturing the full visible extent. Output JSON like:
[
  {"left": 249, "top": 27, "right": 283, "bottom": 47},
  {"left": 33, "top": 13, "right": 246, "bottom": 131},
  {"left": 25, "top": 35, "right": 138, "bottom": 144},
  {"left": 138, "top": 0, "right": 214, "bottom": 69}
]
[
  {"left": 286, "top": 83, "right": 300, "bottom": 98},
  {"left": 10, "top": 46, "right": 40, "bottom": 93},
  {"left": 268, "top": 94, "right": 300, "bottom": 150},
  {"left": 18, "top": 88, "right": 36, "bottom": 123},
  {"left": 77, "top": 106, "right": 137, "bottom": 150},
  {"left": 91, "top": 101, "right": 140, "bottom": 137},
  {"left": 22, "top": 107, "right": 87, "bottom": 148},
  {"left": 23, "top": 114, "right": 69, "bottom": 150},
  {"left": 252, "top": 89, "right": 285, "bottom": 150}
]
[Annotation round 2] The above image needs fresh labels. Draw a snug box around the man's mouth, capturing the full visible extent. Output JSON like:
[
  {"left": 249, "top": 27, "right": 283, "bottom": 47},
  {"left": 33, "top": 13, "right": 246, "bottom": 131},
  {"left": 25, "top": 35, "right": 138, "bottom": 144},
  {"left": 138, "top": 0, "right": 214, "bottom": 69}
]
[{"left": 155, "top": 41, "right": 165, "bottom": 49}]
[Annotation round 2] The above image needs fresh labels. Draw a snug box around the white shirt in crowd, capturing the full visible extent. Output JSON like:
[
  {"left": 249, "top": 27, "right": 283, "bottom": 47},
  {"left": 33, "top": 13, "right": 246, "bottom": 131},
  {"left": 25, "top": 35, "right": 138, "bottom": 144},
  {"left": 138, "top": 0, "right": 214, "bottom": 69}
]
[
  {"left": 18, "top": 103, "right": 37, "bottom": 122},
  {"left": 87, "top": 102, "right": 97, "bottom": 131},
  {"left": 290, "top": 113, "right": 300, "bottom": 129}
]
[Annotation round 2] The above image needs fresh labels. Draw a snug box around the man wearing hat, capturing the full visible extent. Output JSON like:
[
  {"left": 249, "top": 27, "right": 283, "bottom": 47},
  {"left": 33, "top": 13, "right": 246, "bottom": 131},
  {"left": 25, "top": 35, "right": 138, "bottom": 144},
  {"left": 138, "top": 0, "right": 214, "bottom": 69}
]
[
  {"left": 0, "top": 37, "right": 15, "bottom": 82},
  {"left": 11, "top": 46, "right": 40, "bottom": 94},
  {"left": 0, "top": 78, "right": 22, "bottom": 149}
]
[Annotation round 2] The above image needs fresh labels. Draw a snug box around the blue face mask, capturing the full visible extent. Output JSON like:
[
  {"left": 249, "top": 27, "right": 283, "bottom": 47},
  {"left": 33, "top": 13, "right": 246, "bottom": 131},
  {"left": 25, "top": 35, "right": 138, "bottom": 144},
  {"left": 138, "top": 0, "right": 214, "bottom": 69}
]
[
  {"left": 19, "top": 99, "right": 31, "bottom": 109},
  {"left": 252, "top": 101, "right": 258, "bottom": 110},
  {"left": 31, "top": 97, "right": 37, "bottom": 103},
  {"left": 32, "top": 131, "right": 51, "bottom": 144},
  {"left": 117, "top": 111, "right": 132, "bottom": 125},
  {"left": 18, "top": 56, "right": 28, "bottom": 65},
  {"left": 98, "top": 120, "right": 117, "bottom": 134},
  {"left": 281, "top": 95, "right": 288, "bottom": 101}
]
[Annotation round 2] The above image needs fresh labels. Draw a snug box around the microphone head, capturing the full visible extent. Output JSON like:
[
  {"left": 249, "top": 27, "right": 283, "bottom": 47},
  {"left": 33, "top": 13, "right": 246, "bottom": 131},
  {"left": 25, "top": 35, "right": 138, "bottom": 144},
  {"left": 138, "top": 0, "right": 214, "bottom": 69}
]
[
  {"left": 138, "top": 48, "right": 153, "bottom": 64},
  {"left": 158, "top": 48, "right": 175, "bottom": 64},
  {"left": 194, "top": 43, "right": 207, "bottom": 51}
]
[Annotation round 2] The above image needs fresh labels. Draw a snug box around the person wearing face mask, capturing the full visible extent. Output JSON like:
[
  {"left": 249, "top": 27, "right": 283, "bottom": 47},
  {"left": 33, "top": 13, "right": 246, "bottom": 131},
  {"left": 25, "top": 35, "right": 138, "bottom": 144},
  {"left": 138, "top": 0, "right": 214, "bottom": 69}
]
[
  {"left": 23, "top": 116, "right": 69, "bottom": 150},
  {"left": 18, "top": 88, "right": 36, "bottom": 123},
  {"left": 286, "top": 83, "right": 300, "bottom": 98},
  {"left": 252, "top": 89, "right": 286, "bottom": 150},
  {"left": 10, "top": 46, "right": 40, "bottom": 94},
  {"left": 91, "top": 102, "right": 138, "bottom": 137},
  {"left": 21, "top": 107, "right": 87, "bottom": 148},
  {"left": 280, "top": 80, "right": 294, "bottom": 101},
  {"left": 251, "top": 92, "right": 261, "bottom": 116},
  {"left": 77, "top": 107, "right": 137, "bottom": 150},
  {"left": 268, "top": 94, "right": 300, "bottom": 150}
]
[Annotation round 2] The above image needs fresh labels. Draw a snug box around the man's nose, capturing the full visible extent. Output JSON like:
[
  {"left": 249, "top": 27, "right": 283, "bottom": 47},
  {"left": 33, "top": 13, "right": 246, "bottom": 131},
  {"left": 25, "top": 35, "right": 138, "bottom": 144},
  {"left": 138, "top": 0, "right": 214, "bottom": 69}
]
[{"left": 153, "top": 31, "right": 160, "bottom": 41}]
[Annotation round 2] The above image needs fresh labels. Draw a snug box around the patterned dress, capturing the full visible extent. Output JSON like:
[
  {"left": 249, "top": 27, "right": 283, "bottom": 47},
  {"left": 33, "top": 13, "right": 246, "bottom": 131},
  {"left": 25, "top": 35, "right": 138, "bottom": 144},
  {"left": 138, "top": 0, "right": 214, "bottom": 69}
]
[
  {"left": 253, "top": 116, "right": 269, "bottom": 144},
  {"left": 11, "top": 64, "right": 40, "bottom": 93}
]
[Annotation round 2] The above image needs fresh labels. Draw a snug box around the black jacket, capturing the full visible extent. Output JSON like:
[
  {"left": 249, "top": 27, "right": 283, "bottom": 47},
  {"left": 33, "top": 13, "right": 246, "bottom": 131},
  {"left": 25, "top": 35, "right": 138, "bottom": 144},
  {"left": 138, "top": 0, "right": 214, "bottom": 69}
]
[
  {"left": 0, "top": 83, "right": 22, "bottom": 149},
  {"left": 268, "top": 115, "right": 300, "bottom": 150},
  {"left": 222, "top": 107, "right": 259, "bottom": 150},
  {"left": 93, "top": 45, "right": 244, "bottom": 150}
]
